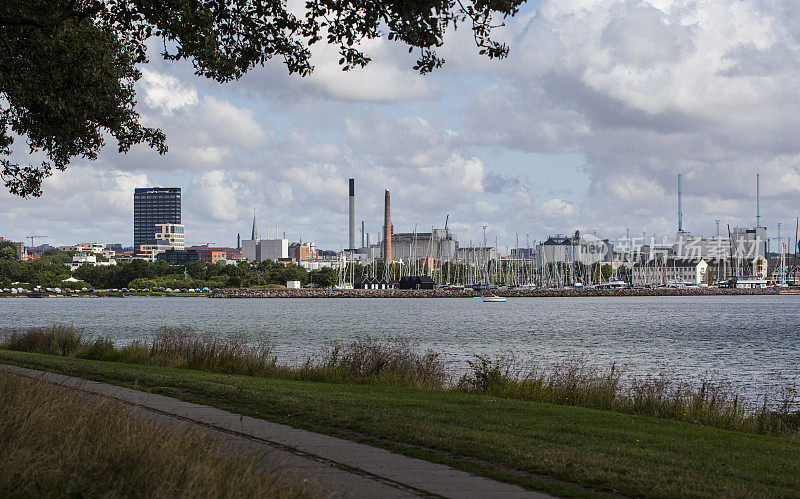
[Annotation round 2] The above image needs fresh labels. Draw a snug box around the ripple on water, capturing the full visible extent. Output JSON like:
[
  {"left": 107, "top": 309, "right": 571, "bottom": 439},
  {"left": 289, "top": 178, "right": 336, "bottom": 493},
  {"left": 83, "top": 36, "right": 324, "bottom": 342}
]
[{"left": 2, "top": 295, "right": 798, "bottom": 400}]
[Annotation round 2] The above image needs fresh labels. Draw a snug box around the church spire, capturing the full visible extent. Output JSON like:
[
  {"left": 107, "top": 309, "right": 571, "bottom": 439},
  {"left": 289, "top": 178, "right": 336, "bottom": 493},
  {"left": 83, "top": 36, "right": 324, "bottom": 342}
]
[{"left": 251, "top": 211, "right": 258, "bottom": 240}]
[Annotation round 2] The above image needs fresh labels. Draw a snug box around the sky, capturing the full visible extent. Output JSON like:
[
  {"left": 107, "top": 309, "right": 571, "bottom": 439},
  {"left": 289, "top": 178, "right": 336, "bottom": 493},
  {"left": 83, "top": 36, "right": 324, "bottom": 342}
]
[{"left": 4, "top": 0, "right": 800, "bottom": 252}]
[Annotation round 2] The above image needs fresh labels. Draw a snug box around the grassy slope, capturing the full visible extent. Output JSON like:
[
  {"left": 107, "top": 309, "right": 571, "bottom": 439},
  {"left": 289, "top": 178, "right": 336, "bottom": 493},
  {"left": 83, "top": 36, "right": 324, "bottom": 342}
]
[
  {"left": 0, "top": 369, "right": 310, "bottom": 497},
  {"left": 2, "top": 350, "right": 798, "bottom": 498}
]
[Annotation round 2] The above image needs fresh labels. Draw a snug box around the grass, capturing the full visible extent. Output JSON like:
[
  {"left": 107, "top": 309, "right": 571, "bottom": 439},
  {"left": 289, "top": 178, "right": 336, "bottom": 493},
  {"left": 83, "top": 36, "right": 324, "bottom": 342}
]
[
  {"left": 0, "top": 370, "right": 312, "bottom": 498},
  {"left": 0, "top": 325, "right": 448, "bottom": 388},
  {"left": 1, "top": 350, "right": 799, "bottom": 497},
  {"left": 1, "top": 325, "right": 797, "bottom": 437},
  {"left": 459, "top": 354, "right": 800, "bottom": 436}
]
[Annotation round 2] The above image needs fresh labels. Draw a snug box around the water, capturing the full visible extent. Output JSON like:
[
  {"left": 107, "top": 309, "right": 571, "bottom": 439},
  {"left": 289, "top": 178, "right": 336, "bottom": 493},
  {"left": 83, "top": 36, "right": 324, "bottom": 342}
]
[{"left": 2, "top": 295, "right": 799, "bottom": 400}]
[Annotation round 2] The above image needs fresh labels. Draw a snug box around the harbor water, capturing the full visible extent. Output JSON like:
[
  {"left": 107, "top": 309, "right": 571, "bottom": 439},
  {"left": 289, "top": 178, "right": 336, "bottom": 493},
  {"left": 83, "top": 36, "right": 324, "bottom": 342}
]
[{"left": 2, "top": 295, "right": 798, "bottom": 401}]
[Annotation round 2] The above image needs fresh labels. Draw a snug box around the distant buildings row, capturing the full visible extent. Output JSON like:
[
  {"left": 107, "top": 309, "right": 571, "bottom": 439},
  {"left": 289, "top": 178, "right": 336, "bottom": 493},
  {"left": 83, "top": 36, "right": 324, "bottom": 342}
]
[{"left": 3, "top": 175, "right": 784, "bottom": 288}]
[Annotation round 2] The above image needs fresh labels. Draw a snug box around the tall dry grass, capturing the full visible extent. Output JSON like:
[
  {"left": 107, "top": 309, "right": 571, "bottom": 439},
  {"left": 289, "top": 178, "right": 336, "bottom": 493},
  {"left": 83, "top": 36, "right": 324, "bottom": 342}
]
[
  {"left": 149, "top": 326, "right": 278, "bottom": 376},
  {"left": 0, "top": 326, "right": 447, "bottom": 388},
  {"left": 0, "top": 372, "right": 313, "bottom": 497},
  {"left": 0, "top": 324, "right": 85, "bottom": 356},
  {"left": 297, "top": 338, "right": 448, "bottom": 388},
  {"left": 458, "top": 354, "right": 800, "bottom": 436}
]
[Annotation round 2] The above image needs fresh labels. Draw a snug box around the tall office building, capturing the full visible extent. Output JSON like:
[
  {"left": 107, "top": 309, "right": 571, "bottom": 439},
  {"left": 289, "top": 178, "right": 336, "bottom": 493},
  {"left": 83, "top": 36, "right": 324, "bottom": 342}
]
[{"left": 133, "top": 187, "right": 181, "bottom": 250}]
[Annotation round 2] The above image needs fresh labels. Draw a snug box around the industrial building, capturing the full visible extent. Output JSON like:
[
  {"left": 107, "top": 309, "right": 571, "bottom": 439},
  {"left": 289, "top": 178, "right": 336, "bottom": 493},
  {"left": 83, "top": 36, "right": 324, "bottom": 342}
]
[
  {"left": 455, "top": 246, "right": 497, "bottom": 263},
  {"left": 535, "top": 231, "right": 613, "bottom": 266},
  {"left": 242, "top": 238, "right": 289, "bottom": 262},
  {"left": 241, "top": 213, "right": 289, "bottom": 262},
  {"left": 673, "top": 229, "right": 766, "bottom": 260},
  {"left": 381, "top": 229, "right": 457, "bottom": 263}
]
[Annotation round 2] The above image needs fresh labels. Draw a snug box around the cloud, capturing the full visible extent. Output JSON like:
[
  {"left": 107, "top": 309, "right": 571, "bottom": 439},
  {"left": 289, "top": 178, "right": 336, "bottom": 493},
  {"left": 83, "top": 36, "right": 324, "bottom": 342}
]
[
  {"left": 8, "top": 0, "right": 800, "bottom": 249},
  {"left": 236, "top": 35, "right": 434, "bottom": 103},
  {"left": 139, "top": 68, "right": 198, "bottom": 114},
  {"left": 188, "top": 170, "right": 242, "bottom": 224},
  {"left": 460, "top": 0, "right": 800, "bottom": 236},
  {"left": 539, "top": 198, "right": 576, "bottom": 218},
  {"left": 0, "top": 166, "right": 152, "bottom": 246}
]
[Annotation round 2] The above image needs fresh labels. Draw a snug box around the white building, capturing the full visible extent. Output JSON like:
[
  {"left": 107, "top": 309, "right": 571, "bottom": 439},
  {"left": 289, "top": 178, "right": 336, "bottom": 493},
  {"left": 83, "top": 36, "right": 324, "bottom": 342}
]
[
  {"left": 61, "top": 242, "right": 103, "bottom": 253},
  {"left": 631, "top": 257, "right": 708, "bottom": 287},
  {"left": 300, "top": 260, "right": 339, "bottom": 270},
  {"left": 241, "top": 212, "right": 289, "bottom": 262},
  {"left": 137, "top": 223, "right": 185, "bottom": 262},
  {"left": 61, "top": 243, "right": 116, "bottom": 259},
  {"left": 242, "top": 238, "right": 289, "bottom": 262},
  {"left": 735, "top": 278, "right": 768, "bottom": 289},
  {"left": 67, "top": 253, "right": 118, "bottom": 271}
]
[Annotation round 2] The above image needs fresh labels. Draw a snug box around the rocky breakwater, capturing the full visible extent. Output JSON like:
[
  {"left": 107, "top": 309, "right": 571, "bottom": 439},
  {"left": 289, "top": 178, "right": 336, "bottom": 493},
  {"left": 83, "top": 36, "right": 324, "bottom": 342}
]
[
  {"left": 210, "top": 287, "right": 777, "bottom": 298},
  {"left": 211, "top": 288, "right": 480, "bottom": 298}
]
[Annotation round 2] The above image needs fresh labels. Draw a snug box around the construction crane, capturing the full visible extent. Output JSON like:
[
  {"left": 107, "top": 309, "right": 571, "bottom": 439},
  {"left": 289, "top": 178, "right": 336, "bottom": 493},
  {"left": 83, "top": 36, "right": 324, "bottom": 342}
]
[{"left": 26, "top": 235, "right": 48, "bottom": 247}]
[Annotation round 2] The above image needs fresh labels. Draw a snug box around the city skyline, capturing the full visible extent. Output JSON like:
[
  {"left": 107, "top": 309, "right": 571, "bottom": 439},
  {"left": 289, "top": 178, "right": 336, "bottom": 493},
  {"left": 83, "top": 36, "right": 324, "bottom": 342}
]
[{"left": 4, "top": 1, "right": 800, "bottom": 250}]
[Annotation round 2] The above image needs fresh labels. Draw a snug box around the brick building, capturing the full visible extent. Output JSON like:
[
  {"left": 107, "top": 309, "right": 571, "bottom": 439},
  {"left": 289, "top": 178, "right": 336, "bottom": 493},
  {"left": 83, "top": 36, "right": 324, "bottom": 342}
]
[{"left": 200, "top": 249, "right": 226, "bottom": 264}]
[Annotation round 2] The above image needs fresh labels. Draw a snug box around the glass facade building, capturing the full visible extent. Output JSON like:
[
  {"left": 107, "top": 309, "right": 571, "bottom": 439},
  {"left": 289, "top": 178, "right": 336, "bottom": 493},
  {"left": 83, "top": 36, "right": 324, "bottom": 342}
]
[{"left": 133, "top": 187, "right": 181, "bottom": 250}]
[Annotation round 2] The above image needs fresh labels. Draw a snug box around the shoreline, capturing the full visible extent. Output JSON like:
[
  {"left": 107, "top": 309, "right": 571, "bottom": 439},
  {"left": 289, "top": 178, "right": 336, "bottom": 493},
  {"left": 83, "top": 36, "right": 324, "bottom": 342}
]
[
  {"left": 210, "top": 287, "right": 779, "bottom": 298},
  {"left": 0, "top": 287, "right": 782, "bottom": 299}
]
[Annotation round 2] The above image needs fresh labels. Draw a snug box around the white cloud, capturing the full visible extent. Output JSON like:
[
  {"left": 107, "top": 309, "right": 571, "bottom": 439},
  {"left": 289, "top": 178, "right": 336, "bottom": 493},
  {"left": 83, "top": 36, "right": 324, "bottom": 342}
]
[
  {"left": 188, "top": 170, "right": 241, "bottom": 223},
  {"left": 139, "top": 68, "right": 198, "bottom": 114},
  {"left": 0, "top": 166, "right": 152, "bottom": 246},
  {"left": 8, "top": 0, "right": 800, "bottom": 249},
  {"left": 539, "top": 198, "right": 576, "bottom": 218},
  {"left": 460, "top": 0, "right": 800, "bottom": 237},
  {"left": 309, "top": 38, "right": 434, "bottom": 102}
]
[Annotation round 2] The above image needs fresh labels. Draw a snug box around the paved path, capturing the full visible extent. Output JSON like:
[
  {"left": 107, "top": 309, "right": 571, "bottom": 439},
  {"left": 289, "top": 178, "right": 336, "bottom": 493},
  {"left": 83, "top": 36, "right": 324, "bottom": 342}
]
[{"left": 2, "top": 365, "right": 549, "bottom": 498}]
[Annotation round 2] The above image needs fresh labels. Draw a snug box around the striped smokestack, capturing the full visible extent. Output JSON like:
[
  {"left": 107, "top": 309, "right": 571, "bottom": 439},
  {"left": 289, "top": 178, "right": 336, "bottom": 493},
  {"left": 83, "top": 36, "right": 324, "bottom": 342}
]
[
  {"left": 348, "top": 178, "right": 355, "bottom": 250},
  {"left": 383, "top": 189, "right": 392, "bottom": 263}
]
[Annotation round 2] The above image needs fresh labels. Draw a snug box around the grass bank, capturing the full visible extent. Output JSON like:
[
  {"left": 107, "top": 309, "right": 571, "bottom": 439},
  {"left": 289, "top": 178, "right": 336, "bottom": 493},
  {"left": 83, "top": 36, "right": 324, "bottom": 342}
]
[
  {"left": 1, "top": 325, "right": 797, "bottom": 437},
  {"left": 1, "top": 350, "right": 799, "bottom": 497},
  {"left": 0, "top": 370, "right": 311, "bottom": 497}
]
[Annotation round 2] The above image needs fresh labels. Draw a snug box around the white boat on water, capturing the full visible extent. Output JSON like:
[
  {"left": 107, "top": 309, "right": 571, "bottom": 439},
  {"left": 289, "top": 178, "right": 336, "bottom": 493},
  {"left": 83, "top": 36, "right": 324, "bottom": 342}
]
[{"left": 483, "top": 296, "right": 506, "bottom": 302}]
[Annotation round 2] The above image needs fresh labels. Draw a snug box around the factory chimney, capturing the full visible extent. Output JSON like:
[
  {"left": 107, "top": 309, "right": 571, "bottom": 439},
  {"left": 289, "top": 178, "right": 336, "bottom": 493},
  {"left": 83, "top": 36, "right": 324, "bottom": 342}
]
[
  {"left": 383, "top": 190, "right": 392, "bottom": 263},
  {"left": 677, "top": 173, "right": 683, "bottom": 232},
  {"left": 348, "top": 178, "right": 355, "bottom": 250}
]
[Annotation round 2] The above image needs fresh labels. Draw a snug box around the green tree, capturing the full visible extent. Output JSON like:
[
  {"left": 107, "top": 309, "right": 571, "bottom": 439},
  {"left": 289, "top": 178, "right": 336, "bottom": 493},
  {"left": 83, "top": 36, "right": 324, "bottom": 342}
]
[
  {"left": 601, "top": 264, "right": 612, "bottom": 282},
  {"left": 0, "top": 240, "right": 17, "bottom": 260},
  {"left": 309, "top": 267, "right": 337, "bottom": 288},
  {"left": 1, "top": 0, "right": 523, "bottom": 197},
  {"left": 38, "top": 249, "right": 76, "bottom": 265}
]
